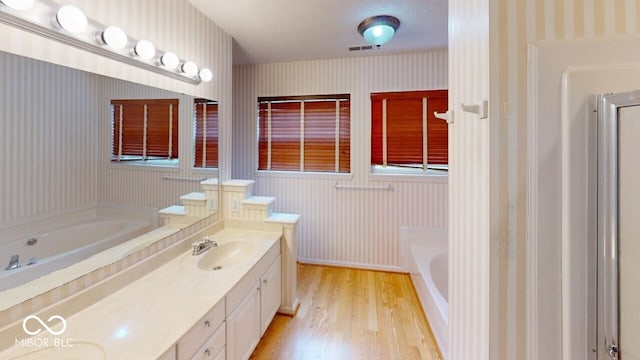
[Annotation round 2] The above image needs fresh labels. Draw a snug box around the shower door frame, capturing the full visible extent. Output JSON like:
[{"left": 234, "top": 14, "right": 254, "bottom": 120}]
[{"left": 596, "top": 89, "right": 640, "bottom": 360}]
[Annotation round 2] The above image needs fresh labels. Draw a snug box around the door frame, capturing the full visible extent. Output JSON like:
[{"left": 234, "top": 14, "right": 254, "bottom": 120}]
[{"left": 527, "top": 37, "right": 640, "bottom": 360}]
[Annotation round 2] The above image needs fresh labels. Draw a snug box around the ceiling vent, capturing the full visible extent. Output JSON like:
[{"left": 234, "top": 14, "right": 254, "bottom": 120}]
[{"left": 348, "top": 45, "right": 374, "bottom": 52}]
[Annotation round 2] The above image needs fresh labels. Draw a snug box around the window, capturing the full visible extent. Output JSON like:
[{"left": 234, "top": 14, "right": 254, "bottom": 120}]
[
  {"left": 193, "top": 99, "right": 218, "bottom": 168},
  {"left": 371, "top": 90, "right": 448, "bottom": 171},
  {"left": 111, "top": 99, "right": 179, "bottom": 162},
  {"left": 258, "top": 95, "right": 350, "bottom": 173}
]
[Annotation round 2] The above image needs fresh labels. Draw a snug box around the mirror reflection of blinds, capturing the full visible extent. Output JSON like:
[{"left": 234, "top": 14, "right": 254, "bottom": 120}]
[
  {"left": 111, "top": 99, "right": 179, "bottom": 161},
  {"left": 194, "top": 99, "right": 219, "bottom": 168},
  {"left": 371, "top": 90, "right": 448, "bottom": 167},
  {"left": 258, "top": 95, "right": 350, "bottom": 173}
]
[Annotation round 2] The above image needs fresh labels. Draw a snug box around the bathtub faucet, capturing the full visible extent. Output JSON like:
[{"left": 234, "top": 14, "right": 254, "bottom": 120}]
[
  {"left": 192, "top": 236, "right": 217, "bottom": 256},
  {"left": 4, "top": 255, "right": 21, "bottom": 271}
]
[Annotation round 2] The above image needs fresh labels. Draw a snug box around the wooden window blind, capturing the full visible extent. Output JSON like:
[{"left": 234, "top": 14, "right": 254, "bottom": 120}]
[
  {"left": 371, "top": 90, "right": 448, "bottom": 168},
  {"left": 193, "top": 99, "right": 219, "bottom": 168},
  {"left": 258, "top": 95, "right": 350, "bottom": 173},
  {"left": 111, "top": 99, "right": 179, "bottom": 161}
]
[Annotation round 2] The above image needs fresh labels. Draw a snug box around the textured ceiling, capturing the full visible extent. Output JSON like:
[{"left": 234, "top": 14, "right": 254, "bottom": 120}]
[{"left": 187, "top": 0, "right": 448, "bottom": 65}]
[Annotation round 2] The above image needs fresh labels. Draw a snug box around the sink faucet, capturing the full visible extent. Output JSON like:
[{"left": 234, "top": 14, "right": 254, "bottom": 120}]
[
  {"left": 5, "top": 255, "right": 21, "bottom": 271},
  {"left": 192, "top": 236, "right": 217, "bottom": 256}
]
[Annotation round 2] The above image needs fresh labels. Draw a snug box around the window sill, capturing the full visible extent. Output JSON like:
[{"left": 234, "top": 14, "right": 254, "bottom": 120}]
[
  {"left": 255, "top": 170, "right": 353, "bottom": 181},
  {"left": 369, "top": 166, "right": 448, "bottom": 183},
  {"left": 109, "top": 159, "right": 179, "bottom": 172},
  {"left": 190, "top": 167, "right": 219, "bottom": 177}
]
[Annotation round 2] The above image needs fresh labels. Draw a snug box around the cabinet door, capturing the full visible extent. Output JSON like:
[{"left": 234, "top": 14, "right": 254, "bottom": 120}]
[
  {"left": 213, "top": 347, "right": 225, "bottom": 360},
  {"left": 260, "top": 256, "right": 281, "bottom": 336},
  {"left": 226, "top": 281, "right": 261, "bottom": 360},
  {"left": 158, "top": 345, "right": 176, "bottom": 360}
]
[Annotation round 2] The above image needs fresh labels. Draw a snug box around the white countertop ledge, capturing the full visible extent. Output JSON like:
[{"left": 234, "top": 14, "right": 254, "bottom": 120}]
[{"left": 0, "top": 228, "right": 281, "bottom": 360}]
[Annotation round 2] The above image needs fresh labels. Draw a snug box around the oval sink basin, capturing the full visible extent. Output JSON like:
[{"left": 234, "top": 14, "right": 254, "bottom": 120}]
[{"left": 197, "top": 241, "right": 254, "bottom": 271}]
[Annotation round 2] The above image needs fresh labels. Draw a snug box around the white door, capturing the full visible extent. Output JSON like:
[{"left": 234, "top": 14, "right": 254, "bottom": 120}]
[
  {"left": 597, "top": 91, "right": 640, "bottom": 360},
  {"left": 617, "top": 106, "right": 640, "bottom": 360}
]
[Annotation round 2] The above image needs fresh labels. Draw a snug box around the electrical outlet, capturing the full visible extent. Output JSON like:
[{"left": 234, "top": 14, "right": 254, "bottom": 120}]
[
  {"left": 207, "top": 199, "right": 217, "bottom": 211},
  {"left": 232, "top": 198, "right": 240, "bottom": 212}
]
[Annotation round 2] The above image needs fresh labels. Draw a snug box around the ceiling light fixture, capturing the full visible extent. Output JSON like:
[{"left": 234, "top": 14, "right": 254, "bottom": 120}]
[
  {"left": 54, "top": 5, "right": 88, "bottom": 35},
  {"left": 357, "top": 15, "right": 400, "bottom": 47},
  {"left": 0, "top": 0, "right": 35, "bottom": 11}
]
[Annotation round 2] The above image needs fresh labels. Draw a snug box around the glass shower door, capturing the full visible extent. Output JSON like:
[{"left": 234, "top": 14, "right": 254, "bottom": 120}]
[{"left": 597, "top": 91, "right": 640, "bottom": 360}]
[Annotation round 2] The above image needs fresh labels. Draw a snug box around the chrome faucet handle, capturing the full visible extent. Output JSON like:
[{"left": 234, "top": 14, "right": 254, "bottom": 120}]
[
  {"left": 5, "top": 255, "right": 21, "bottom": 271},
  {"left": 191, "top": 237, "right": 216, "bottom": 255},
  {"left": 201, "top": 236, "right": 217, "bottom": 246}
]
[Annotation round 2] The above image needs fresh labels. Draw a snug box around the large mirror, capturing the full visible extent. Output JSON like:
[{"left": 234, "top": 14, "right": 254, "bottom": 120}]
[{"left": 0, "top": 50, "right": 219, "bottom": 308}]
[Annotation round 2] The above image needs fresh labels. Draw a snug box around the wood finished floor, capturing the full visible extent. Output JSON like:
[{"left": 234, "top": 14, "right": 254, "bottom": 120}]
[{"left": 250, "top": 264, "right": 442, "bottom": 360}]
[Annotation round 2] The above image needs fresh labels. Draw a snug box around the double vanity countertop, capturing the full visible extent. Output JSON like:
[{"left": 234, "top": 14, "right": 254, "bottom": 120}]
[{"left": 0, "top": 228, "right": 281, "bottom": 360}]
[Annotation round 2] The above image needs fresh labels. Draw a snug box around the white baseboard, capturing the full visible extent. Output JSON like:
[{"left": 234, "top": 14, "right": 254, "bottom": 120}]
[{"left": 297, "top": 257, "right": 405, "bottom": 273}]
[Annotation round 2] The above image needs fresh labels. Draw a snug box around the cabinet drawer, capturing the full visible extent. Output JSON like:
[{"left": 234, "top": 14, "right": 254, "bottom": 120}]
[
  {"left": 178, "top": 300, "right": 225, "bottom": 360},
  {"left": 189, "top": 322, "right": 225, "bottom": 360}
]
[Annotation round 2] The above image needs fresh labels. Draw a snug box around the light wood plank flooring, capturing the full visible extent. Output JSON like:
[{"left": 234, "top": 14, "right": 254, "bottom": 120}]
[{"left": 250, "top": 264, "right": 442, "bottom": 360}]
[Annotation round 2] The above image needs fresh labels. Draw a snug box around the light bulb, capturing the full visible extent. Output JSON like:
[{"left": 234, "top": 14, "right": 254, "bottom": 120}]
[
  {"left": 55, "top": 5, "right": 88, "bottom": 35},
  {"left": 133, "top": 40, "right": 155, "bottom": 61},
  {"left": 100, "top": 26, "right": 128, "bottom": 50},
  {"left": 181, "top": 61, "right": 198, "bottom": 77},
  {"left": 199, "top": 68, "right": 213, "bottom": 82},
  {"left": 362, "top": 25, "right": 395, "bottom": 46},
  {"left": 160, "top": 52, "right": 179, "bottom": 69}
]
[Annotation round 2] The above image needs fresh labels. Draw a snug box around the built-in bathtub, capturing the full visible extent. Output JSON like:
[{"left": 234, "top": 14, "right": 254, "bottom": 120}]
[
  {"left": 407, "top": 228, "right": 448, "bottom": 359},
  {"left": 0, "top": 207, "right": 154, "bottom": 292}
]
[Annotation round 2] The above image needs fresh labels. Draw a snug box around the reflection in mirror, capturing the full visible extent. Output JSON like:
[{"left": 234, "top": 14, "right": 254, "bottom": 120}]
[
  {"left": 0, "top": 50, "right": 219, "bottom": 308},
  {"left": 193, "top": 98, "right": 219, "bottom": 169}
]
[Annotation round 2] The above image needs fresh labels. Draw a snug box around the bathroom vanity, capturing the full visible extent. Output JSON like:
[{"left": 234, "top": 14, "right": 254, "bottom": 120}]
[{"left": 0, "top": 228, "right": 282, "bottom": 360}]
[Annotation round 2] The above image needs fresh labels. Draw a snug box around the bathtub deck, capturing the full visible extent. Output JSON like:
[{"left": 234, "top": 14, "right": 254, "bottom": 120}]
[
  {"left": 250, "top": 264, "right": 442, "bottom": 360},
  {"left": 409, "top": 244, "right": 448, "bottom": 359}
]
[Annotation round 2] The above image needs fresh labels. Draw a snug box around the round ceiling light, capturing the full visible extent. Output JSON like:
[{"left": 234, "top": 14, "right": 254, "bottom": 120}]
[
  {"left": 0, "top": 0, "right": 35, "bottom": 10},
  {"left": 133, "top": 40, "right": 155, "bottom": 61},
  {"left": 199, "top": 68, "right": 213, "bottom": 82},
  {"left": 357, "top": 15, "right": 400, "bottom": 47},
  {"left": 181, "top": 61, "right": 198, "bottom": 77},
  {"left": 55, "top": 5, "right": 88, "bottom": 35},
  {"left": 100, "top": 26, "right": 128, "bottom": 50},
  {"left": 160, "top": 52, "right": 179, "bottom": 69}
]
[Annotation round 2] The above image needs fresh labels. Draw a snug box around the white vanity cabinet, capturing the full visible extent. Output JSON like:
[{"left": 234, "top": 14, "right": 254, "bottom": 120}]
[
  {"left": 158, "top": 345, "right": 177, "bottom": 360},
  {"left": 157, "top": 236, "right": 282, "bottom": 360},
  {"left": 225, "top": 255, "right": 282, "bottom": 360}
]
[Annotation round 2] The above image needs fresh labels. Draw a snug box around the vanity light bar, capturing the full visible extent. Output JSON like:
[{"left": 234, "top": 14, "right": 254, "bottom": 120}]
[{"left": 0, "top": 0, "right": 213, "bottom": 84}]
